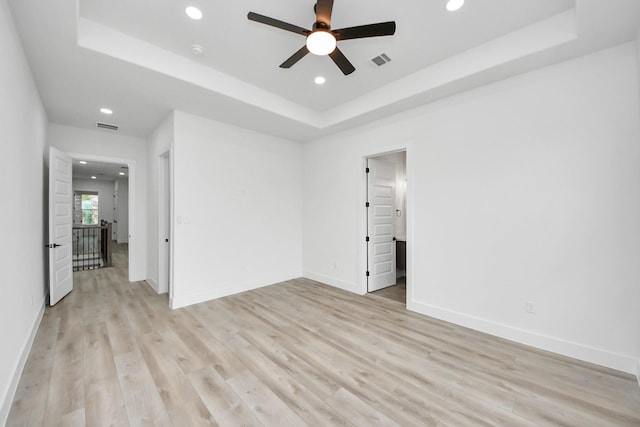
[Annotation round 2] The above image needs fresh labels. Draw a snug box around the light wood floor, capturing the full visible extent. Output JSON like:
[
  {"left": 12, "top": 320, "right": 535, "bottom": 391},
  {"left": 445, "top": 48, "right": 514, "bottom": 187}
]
[
  {"left": 7, "top": 245, "right": 640, "bottom": 426},
  {"left": 370, "top": 276, "right": 407, "bottom": 304}
]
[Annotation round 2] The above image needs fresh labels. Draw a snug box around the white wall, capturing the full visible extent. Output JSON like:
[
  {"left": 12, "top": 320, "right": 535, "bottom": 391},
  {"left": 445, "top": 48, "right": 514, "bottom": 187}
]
[
  {"left": 637, "top": 27, "right": 640, "bottom": 122},
  {"left": 115, "top": 177, "right": 129, "bottom": 243},
  {"left": 73, "top": 178, "right": 115, "bottom": 224},
  {"left": 0, "top": 0, "right": 48, "bottom": 424},
  {"left": 146, "top": 113, "right": 174, "bottom": 292},
  {"left": 171, "top": 111, "right": 303, "bottom": 308},
  {"left": 303, "top": 42, "right": 640, "bottom": 374},
  {"left": 48, "top": 124, "right": 147, "bottom": 281}
]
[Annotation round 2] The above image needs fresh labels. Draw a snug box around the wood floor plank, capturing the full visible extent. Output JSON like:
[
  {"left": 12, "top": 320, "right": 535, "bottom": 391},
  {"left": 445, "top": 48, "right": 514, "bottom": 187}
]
[
  {"left": 114, "top": 350, "right": 173, "bottom": 427},
  {"left": 237, "top": 326, "right": 341, "bottom": 400},
  {"left": 237, "top": 344, "right": 356, "bottom": 427},
  {"left": 6, "top": 243, "right": 640, "bottom": 426},
  {"left": 226, "top": 370, "right": 307, "bottom": 427},
  {"left": 137, "top": 331, "right": 219, "bottom": 426},
  {"left": 83, "top": 321, "right": 130, "bottom": 427},
  {"left": 325, "top": 387, "right": 399, "bottom": 427},
  {"left": 187, "top": 366, "right": 263, "bottom": 427},
  {"left": 44, "top": 305, "right": 85, "bottom": 423}
]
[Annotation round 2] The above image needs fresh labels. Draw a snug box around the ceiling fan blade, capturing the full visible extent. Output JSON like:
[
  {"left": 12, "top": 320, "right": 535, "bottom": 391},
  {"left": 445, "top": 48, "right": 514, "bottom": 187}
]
[
  {"left": 332, "top": 21, "right": 396, "bottom": 41},
  {"left": 329, "top": 47, "right": 355, "bottom": 75},
  {"left": 280, "top": 46, "right": 310, "bottom": 68},
  {"left": 247, "top": 12, "right": 310, "bottom": 36},
  {"left": 315, "top": 0, "right": 334, "bottom": 27}
]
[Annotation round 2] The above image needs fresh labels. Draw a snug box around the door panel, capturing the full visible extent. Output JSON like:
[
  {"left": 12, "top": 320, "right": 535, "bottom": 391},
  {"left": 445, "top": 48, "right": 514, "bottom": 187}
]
[
  {"left": 367, "top": 157, "right": 396, "bottom": 292},
  {"left": 49, "top": 147, "right": 73, "bottom": 305}
]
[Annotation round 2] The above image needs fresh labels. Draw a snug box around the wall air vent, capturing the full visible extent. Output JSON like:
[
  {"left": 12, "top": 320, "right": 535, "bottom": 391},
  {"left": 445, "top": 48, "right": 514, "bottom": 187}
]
[
  {"left": 96, "top": 122, "right": 119, "bottom": 131},
  {"left": 371, "top": 53, "right": 391, "bottom": 67}
]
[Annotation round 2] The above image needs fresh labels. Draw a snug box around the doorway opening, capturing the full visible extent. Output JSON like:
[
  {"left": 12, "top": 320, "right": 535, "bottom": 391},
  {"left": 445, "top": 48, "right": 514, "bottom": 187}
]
[
  {"left": 365, "top": 150, "right": 407, "bottom": 305},
  {"left": 48, "top": 148, "right": 138, "bottom": 305},
  {"left": 158, "top": 151, "right": 172, "bottom": 302},
  {"left": 69, "top": 152, "right": 137, "bottom": 282}
]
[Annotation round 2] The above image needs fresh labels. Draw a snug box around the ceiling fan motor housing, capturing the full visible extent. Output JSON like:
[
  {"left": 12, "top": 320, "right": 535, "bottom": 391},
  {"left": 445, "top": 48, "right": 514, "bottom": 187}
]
[{"left": 247, "top": 0, "right": 396, "bottom": 75}]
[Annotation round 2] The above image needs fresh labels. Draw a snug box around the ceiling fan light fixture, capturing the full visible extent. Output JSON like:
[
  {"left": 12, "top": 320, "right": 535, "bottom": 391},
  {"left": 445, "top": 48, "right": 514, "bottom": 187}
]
[
  {"left": 306, "top": 31, "right": 336, "bottom": 56},
  {"left": 446, "top": 0, "right": 464, "bottom": 12}
]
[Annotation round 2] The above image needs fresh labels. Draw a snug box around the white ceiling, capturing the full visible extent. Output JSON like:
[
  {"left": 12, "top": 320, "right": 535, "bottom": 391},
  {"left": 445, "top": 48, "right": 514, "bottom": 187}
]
[
  {"left": 7, "top": 0, "right": 640, "bottom": 142},
  {"left": 73, "top": 159, "right": 129, "bottom": 182}
]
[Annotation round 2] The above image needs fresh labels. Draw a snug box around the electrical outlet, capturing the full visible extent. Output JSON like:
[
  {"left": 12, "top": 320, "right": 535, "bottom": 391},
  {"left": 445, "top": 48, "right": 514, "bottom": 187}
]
[{"left": 526, "top": 301, "right": 536, "bottom": 314}]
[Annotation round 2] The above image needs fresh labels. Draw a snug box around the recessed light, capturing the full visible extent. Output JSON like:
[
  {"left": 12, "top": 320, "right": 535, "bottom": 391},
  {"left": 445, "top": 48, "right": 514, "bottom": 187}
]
[
  {"left": 314, "top": 76, "right": 326, "bottom": 85},
  {"left": 446, "top": 0, "right": 464, "bottom": 12},
  {"left": 185, "top": 6, "right": 203, "bottom": 20},
  {"left": 100, "top": 108, "right": 113, "bottom": 115},
  {"left": 191, "top": 44, "right": 205, "bottom": 56},
  {"left": 80, "top": 160, "right": 87, "bottom": 164},
  {"left": 91, "top": 176, "right": 97, "bottom": 180},
  {"left": 119, "top": 172, "right": 125, "bottom": 176}
]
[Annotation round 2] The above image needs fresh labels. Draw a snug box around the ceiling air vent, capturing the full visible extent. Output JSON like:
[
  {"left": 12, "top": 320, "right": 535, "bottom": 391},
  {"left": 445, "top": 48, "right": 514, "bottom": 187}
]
[
  {"left": 97, "top": 122, "right": 119, "bottom": 131},
  {"left": 371, "top": 53, "right": 391, "bottom": 67}
]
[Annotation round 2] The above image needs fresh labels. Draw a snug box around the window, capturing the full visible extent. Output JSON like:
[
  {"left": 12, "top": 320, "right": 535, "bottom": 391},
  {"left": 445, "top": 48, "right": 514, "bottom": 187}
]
[{"left": 75, "top": 192, "right": 99, "bottom": 225}]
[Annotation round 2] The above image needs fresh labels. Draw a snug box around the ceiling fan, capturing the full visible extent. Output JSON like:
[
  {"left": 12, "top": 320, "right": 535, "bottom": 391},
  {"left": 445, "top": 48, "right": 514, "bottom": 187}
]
[{"left": 247, "top": 0, "right": 396, "bottom": 75}]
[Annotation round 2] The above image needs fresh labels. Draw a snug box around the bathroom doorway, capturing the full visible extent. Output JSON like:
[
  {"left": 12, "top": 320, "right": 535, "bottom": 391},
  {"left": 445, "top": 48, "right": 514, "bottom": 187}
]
[{"left": 365, "top": 150, "right": 407, "bottom": 304}]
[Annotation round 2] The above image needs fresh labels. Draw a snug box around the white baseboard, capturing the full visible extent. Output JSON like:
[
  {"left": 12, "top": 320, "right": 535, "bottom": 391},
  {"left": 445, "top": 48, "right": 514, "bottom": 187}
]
[
  {"left": 145, "top": 278, "right": 160, "bottom": 293},
  {"left": 407, "top": 298, "right": 637, "bottom": 375},
  {"left": 170, "top": 275, "right": 300, "bottom": 309},
  {"left": 0, "top": 296, "right": 46, "bottom": 426},
  {"left": 303, "top": 271, "right": 361, "bottom": 294}
]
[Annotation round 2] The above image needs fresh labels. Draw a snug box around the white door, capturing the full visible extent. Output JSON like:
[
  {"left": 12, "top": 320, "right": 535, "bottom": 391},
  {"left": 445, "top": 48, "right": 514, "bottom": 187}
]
[
  {"left": 367, "top": 157, "right": 396, "bottom": 292},
  {"left": 48, "top": 147, "right": 73, "bottom": 305},
  {"left": 113, "top": 181, "right": 119, "bottom": 241}
]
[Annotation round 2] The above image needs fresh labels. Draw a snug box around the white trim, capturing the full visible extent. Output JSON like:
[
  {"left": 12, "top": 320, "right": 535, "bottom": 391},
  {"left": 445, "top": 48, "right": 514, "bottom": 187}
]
[
  {"left": 407, "top": 298, "right": 638, "bottom": 375},
  {"left": 168, "top": 145, "right": 175, "bottom": 305},
  {"left": 145, "top": 278, "right": 160, "bottom": 293},
  {"left": 303, "top": 271, "right": 361, "bottom": 294},
  {"left": 0, "top": 296, "right": 46, "bottom": 426},
  {"left": 158, "top": 151, "right": 171, "bottom": 295}
]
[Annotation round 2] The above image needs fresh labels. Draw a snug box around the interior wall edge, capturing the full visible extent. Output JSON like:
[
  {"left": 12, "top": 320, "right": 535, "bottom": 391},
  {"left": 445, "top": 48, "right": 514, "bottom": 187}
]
[{"left": 145, "top": 278, "right": 160, "bottom": 294}]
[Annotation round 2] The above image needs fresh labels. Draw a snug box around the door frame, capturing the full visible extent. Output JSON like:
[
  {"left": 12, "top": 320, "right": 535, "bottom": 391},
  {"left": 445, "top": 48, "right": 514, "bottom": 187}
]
[
  {"left": 67, "top": 152, "right": 137, "bottom": 282},
  {"left": 358, "top": 143, "right": 414, "bottom": 304},
  {"left": 158, "top": 150, "right": 173, "bottom": 300}
]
